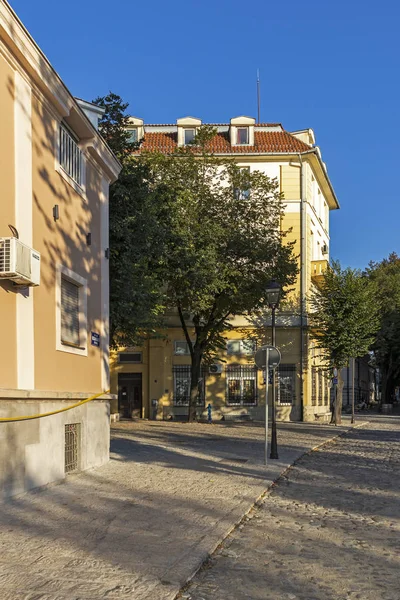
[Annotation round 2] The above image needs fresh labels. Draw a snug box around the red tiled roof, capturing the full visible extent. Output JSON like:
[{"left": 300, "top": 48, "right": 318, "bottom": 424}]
[{"left": 134, "top": 130, "right": 311, "bottom": 154}]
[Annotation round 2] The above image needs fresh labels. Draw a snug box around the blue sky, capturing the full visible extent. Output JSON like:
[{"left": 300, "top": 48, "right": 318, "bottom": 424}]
[{"left": 10, "top": 0, "right": 399, "bottom": 270}]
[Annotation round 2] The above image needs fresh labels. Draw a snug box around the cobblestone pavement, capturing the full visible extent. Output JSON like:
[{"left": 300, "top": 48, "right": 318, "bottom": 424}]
[
  {"left": 180, "top": 416, "right": 400, "bottom": 600},
  {"left": 0, "top": 419, "right": 358, "bottom": 600}
]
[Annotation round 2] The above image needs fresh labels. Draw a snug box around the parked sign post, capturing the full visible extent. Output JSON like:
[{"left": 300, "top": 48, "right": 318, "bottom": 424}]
[{"left": 255, "top": 345, "right": 281, "bottom": 465}]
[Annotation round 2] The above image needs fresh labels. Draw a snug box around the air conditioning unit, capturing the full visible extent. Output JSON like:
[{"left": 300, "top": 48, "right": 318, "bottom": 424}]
[
  {"left": 0, "top": 237, "right": 41, "bottom": 286},
  {"left": 209, "top": 364, "right": 223, "bottom": 374},
  {"left": 321, "top": 243, "right": 328, "bottom": 255}
]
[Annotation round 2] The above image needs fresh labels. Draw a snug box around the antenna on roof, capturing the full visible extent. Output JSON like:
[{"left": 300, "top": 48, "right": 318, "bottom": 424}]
[{"left": 257, "top": 69, "right": 261, "bottom": 124}]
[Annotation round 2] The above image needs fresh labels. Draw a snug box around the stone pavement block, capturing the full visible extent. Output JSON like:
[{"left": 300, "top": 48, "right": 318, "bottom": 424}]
[
  {"left": 182, "top": 416, "right": 400, "bottom": 600},
  {"left": 0, "top": 419, "right": 360, "bottom": 599}
]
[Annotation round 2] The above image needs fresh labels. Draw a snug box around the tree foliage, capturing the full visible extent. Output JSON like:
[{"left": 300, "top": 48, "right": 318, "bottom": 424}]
[
  {"left": 94, "top": 93, "right": 167, "bottom": 346},
  {"left": 309, "top": 261, "right": 380, "bottom": 424},
  {"left": 365, "top": 253, "right": 400, "bottom": 402}
]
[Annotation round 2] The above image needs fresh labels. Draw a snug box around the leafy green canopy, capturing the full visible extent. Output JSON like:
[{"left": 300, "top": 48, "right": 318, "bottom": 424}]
[
  {"left": 365, "top": 253, "right": 400, "bottom": 400},
  {"left": 94, "top": 93, "right": 168, "bottom": 347},
  {"left": 310, "top": 260, "right": 380, "bottom": 370}
]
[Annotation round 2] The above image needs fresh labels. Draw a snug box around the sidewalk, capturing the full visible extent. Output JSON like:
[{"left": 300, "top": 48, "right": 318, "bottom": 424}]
[{"left": 0, "top": 419, "right": 362, "bottom": 600}]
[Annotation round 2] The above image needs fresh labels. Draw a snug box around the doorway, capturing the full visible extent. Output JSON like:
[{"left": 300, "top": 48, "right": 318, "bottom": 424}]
[{"left": 118, "top": 373, "right": 143, "bottom": 419}]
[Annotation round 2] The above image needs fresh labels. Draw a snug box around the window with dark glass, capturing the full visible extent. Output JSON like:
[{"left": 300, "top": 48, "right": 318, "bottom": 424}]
[
  {"left": 226, "top": 365, "right": 257, "bottom": 405},
  {"left": 61, "top": 277, "right": 80, "bottom": 346}
]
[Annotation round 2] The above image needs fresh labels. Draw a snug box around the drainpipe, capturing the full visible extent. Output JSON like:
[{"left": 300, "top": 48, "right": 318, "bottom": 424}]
[{"left": 298, "top": 153, "right": 306, "bottom": 421}]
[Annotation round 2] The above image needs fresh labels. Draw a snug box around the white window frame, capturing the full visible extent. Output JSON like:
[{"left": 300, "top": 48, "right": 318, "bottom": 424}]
[
  {"left": 56, "top": 265, "right": 88, "bottom": 356},
  {"left": 127, "top": 128, "right": 138, "bottom": 143},
  {"left": 184, "top": 128, "right": 196, "bottom": 145},
  {"left": 237, "top": 127, "right": 249, "bottom": 145},
  {"left": 55, "top": 123, "right": 86, "bottom": 198},
  {"left": 227, "top": 339, "right": 256, "bottom": 356},
  {"left": 174, "top": 340, "right": 192, "bottom": 356}
]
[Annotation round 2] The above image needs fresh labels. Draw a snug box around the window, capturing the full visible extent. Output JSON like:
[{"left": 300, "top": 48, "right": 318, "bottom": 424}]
[
  {"left": 184, "top": 129, "right": 196, "bottom": 145},
  {"left": 59, "top": 124, "right": 82, "bottom": 186},
  {"left": 234, "top": 166, "right": 250, "bottom": 200},
  {"left": 61, "top": 277, "right": 80, "bottom": 346},
  {"left": 311, "top": 366, "right": 317, "bottom": 406},
  {"left": 237, "top": 127, "right": 249, "bottom": 145},
  {"left": 127, "top": 129, "right": 138, "bottom": 143},
  {"left": 318, "top": 370, "right": 323, "bottom": 406},
  {"left": 277, "top": 364, "right": 296, "bottom": 405},
  {"left": 173, "top": 365, "right": 205, "bottom": 406},
  {"left": 118, "top": 352, "right": 142, "bottom": 364},
  {"left": 174, "top": 341, "right": 191, "bottom": 356},
  {"left": 56, "top": 265, "right": 87, "bottom": 356},
  {"left": 227, "top": 339, "right": 256, "bottom": 356},
  {"left": 226, "top": 366, "right": 257, "bottom": 405}
]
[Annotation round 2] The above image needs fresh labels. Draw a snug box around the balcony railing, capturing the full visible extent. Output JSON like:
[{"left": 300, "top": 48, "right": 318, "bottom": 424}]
[{"left": 311, "top": 259, "right": 329, "bottom": 286}]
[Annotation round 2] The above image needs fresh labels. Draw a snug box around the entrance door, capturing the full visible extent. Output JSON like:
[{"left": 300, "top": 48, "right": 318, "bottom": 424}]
[{"left": 118, "top": 373, "right": 143, "bottom": 418}]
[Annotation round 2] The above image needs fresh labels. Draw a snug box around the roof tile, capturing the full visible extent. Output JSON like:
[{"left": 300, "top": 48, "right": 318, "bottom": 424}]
[{"left": 134, "top": 130, "right": 310, "bottom": 154}]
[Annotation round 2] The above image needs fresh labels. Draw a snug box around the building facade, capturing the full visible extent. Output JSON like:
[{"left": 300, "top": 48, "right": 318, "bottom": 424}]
[
  {"left": 110, "top": 116, "right": 339, "bottom": 422},
  {"left": 0, "top": 1, "right": 120, "bottom": 498}
]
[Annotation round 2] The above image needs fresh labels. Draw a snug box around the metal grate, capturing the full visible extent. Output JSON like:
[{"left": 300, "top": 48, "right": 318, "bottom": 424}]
[
  {"left": 318, "top": 370, "right": 323, "bottom": 406},
  {"left": 173, "top": 365, "right": 206, "bottom": 406},
  {"left": 0, "top": 238, "right": 11, "bottom": 273},
  {"left": 226, "top": 365, "right": 257, "bottom": 406},
  {"left": 59, "top": 125, "right": 82, "bottom": 186},
  {"left": 311, "top": 367, "right": 317, "bottom": 406},
  {"left": 277, "top": 364, "right": 296, "bottom": 405},
  {"left": 65, "top": 423, "right": 80, "bottom": 473}
]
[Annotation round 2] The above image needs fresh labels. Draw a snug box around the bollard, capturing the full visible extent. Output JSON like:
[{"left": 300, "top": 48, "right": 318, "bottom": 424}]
[{"left": 207, "top": 403, "right": 212, "bottom": 424}]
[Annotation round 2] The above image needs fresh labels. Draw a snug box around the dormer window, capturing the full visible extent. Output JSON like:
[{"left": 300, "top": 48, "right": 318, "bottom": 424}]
[
  {"left": 184, "top": 129, "right": 196, "bottom": 145},
  {"left": 237, "top": 127, "right": 249, "bottom": 145},
  {"left": 127, "top": 129, "right": 138, "bottom": 143}
]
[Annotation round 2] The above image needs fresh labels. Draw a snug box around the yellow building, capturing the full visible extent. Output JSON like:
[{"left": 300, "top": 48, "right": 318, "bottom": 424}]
[
  {"left": 110, "top": 116, "right": 339, "bottom": 422},
  {"left": 0, "top": 1, "right": 120, "bottom": 498}
]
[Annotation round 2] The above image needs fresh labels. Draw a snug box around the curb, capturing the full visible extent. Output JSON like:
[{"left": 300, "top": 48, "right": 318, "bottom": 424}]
[{"left": 174, "top": 420, "right": 369, "bottom": 599}]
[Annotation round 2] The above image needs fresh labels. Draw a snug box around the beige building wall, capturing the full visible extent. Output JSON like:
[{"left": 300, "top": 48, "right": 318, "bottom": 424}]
[
  {"left": 0, "top": 52, "right": 17, "bottom": 389},
  {"left": 0, "top": 0, "right": 120, "bottom": 498}
]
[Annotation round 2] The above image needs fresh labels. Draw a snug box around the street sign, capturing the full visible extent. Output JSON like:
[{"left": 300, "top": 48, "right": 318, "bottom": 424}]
[
  {"left": 333, "top": 367, "right": 338, "bottom": 377},
  {"left": 255, "top": 345, "right": 281, "bottom": 369},
  {"left": 91, "top": 332, "right": 100, "bottom": 347},
  {"left": 332, "top": 377, "right": 338, "bottom": 384}
]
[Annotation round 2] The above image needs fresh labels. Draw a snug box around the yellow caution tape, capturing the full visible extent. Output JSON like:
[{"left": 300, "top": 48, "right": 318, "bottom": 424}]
[{"left": 0, "top": 390, "right": 110, "bottom": 422}]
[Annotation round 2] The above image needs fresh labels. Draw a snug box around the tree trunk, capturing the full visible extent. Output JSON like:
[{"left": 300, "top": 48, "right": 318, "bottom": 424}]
[
  {"left": 188, "top": 351, "right": 202, "bottom": 422},
  {"left": 330, "top": 371, "right": 344, "bottom": 425}
]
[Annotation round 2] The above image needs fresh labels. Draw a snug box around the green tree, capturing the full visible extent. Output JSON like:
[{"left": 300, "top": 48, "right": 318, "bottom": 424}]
[
  {"left": 365, "top": 253, "right": 400, "bottom": 403},
  {"left": 309, "top": 261, "right": 380, "bottom": 424},
  {"left": 137, "top": 127, "right": 298, "bottom": 420},
  {"left": 93, "top": 93, "right": 168, "bottom": 346}
]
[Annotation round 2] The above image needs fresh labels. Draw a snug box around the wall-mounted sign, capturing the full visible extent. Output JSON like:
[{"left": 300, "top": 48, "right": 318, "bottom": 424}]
[{"left": 91, "top": 332, "right": 100, "bottom": 347}]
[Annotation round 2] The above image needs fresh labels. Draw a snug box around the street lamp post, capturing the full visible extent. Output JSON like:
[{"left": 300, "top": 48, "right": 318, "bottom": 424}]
[{"left": 266, "top": 280, "right": 281, "bottom": 460}]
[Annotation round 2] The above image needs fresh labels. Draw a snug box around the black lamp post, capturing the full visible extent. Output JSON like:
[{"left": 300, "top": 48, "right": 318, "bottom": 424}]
[{"left": 266, "top": 279, "right": 281, "bottom": 459}]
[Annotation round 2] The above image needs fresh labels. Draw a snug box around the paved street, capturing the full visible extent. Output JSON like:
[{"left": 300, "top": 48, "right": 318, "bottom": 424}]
[
  {"left": 0, "top": 419, "right": 353, "bottom": 600},
  {"left": 181, "top": 416, "right": 400, "bottom": 600}
]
